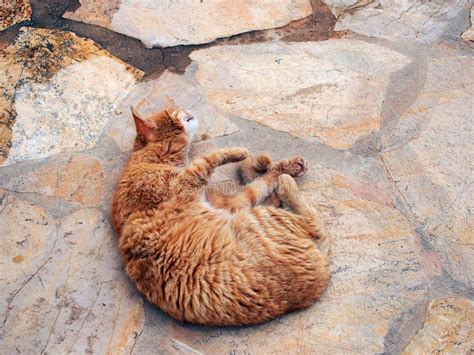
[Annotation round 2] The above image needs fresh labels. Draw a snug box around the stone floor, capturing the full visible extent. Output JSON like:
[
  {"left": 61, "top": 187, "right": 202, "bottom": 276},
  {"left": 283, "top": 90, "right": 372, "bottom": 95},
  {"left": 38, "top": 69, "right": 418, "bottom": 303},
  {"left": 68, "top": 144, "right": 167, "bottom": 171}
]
[{"left": 1, "top": 1, "right": 473, "bottom": 354}]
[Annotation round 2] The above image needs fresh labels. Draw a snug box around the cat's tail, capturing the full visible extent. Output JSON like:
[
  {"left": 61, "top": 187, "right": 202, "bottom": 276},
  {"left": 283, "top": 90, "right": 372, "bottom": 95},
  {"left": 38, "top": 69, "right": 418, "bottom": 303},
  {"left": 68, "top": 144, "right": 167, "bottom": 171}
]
[
  {"left": 317, "top": 231, "right": 331, "bottom": 257},
  {"left": 304, "top": 214, "right": 331, "bottom": 258}
]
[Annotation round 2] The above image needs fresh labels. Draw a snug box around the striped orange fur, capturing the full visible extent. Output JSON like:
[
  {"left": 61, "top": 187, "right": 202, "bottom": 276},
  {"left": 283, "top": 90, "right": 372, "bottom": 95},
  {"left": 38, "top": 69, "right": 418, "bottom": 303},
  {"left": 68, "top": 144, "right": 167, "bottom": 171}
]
[{"left": 112, "top": 108, "right": 330, "bottom": 326}]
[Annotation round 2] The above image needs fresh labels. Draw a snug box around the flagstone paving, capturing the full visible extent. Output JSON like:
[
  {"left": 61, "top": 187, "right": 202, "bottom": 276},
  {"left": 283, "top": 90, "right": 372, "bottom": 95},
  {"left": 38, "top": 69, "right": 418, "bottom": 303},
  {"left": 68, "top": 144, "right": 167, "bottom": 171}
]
[
  {"left": 0, "top": 1, "right": 472, "bottom": 354},
  {"left": 63, "top": 0, "right": 313, "bottom": 47}
]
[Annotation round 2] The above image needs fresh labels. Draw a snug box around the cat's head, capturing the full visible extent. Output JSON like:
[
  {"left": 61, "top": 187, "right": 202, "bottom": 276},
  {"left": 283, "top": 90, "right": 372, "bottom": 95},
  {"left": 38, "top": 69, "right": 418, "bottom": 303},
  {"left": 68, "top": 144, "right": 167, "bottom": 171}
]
[{"left": 131, "top": 107, "right": 198, "bottom": 150}]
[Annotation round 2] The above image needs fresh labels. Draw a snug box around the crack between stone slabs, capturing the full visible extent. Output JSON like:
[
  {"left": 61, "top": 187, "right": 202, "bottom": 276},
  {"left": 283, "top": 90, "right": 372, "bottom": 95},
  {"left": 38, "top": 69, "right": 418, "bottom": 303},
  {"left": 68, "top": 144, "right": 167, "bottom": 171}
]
[
  {"left": 201, "top": 114, "right": 349, "bottom": 170},
  {"left": 0, "top": 187, "right": 83, "bottom": 219},
  {"left": 40, "top": 259, "right": 72, "bottom": 354},
  {"left": 378, "top": 153, "right": 416, "bottom": 218},
  {"left": 1, "top": 256, "right": 52, "bottom": 328},
  {"left": 129, "top": 328, "right": 144, "bottom": 355},
  {"left": 388, "top": 1, "right": 424, "bottom": 26},
  {"left": 429, "top": 270, "right": 474, "bottom": 300},
  {"left": 106, "top": 286, "right": 124, "bottom": 352},
  {"left": 68, "top": 283, "right": 104, "bottom": 352},
  {"left": 349, "top": 41, "right": 429, "bottom": 157},
  {"left": 9, "top": 0, "right": 168, "bottom": 76},
  {"left": 336, "top": 0, "right": 376, "bottom": 19}
]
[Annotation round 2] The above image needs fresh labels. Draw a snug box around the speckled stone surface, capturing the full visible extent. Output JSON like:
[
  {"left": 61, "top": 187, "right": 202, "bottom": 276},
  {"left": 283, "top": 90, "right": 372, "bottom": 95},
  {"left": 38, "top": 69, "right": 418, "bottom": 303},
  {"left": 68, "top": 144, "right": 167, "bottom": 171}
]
[
  {"left": 0, "top": 1, "right": 473, "bottom": 354},
  {"left": 0, "top": 0, "right": 32, "bottom": 31},
  {"left": 0, "top": 27, "right": 143, "bottom": 165},
  {"left": 402, "top": 298, "right": 473, "bottom": 354}
]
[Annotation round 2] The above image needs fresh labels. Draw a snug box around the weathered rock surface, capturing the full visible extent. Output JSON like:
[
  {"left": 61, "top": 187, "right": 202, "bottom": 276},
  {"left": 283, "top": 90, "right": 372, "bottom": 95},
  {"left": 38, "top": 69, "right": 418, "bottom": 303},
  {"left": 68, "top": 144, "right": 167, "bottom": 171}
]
[
  {"left": 0, "top": 0, "right": 31, "bottom": 31},
  {"left": 190, "top": 40, "right": 410, "bottom": 149},
  {"left": 326, "top": 0, "right": 469, "bottom": 43},
  {"left": 0, "top": 191, "right": 144, "bottom": 354},
  {"left": 461, "top": 6, "right": 474, "bottom": 42},
  {"left": 106, "top": 70, "right": 239, "bottom": 152},
  {"left": 381, "top": 48, "right": 474, "bottom": 288},
  {"left": 0, "top": 27, "right": 143, "bottom": 165},
  {"left": 402, "top": 298, "right": 473, "bottom": 354},
  {"left": 64, "top": 0, "right": 313, "bottom": 48},
  {"left": 1, "top": 155, "right": 104, "bottom": 205}
]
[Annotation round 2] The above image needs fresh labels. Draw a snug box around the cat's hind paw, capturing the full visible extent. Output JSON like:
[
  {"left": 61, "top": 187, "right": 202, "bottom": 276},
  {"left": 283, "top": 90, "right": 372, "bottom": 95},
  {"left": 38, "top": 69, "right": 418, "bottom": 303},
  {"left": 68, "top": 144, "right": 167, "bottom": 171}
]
[{"left": 272, "top": 157, "right": 308, "bottom": 178}]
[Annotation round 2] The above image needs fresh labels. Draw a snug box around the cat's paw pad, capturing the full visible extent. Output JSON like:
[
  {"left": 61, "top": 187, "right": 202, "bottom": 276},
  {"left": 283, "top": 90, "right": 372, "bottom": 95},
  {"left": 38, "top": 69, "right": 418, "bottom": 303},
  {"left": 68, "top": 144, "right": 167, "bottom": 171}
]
[{"left": 273, "top": 157, "right": 308, "bottom": 177}]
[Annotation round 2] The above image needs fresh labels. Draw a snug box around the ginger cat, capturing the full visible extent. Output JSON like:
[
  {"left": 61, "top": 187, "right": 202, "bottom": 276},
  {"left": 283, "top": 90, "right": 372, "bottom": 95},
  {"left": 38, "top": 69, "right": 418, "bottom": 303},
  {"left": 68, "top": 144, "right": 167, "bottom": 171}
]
[{"left": 112, "top": 107, "right": 330, "bottom": 326}]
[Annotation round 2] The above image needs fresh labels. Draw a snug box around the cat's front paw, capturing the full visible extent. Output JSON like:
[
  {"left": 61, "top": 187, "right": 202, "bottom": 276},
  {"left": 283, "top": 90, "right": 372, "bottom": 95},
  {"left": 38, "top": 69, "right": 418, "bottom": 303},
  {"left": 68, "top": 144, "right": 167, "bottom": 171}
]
[
  {"left": 223, "top": 148, "right": 249, "bottom": 163},
  {"left": 271, "top": 157, "right": 308, "bottom": 178}
]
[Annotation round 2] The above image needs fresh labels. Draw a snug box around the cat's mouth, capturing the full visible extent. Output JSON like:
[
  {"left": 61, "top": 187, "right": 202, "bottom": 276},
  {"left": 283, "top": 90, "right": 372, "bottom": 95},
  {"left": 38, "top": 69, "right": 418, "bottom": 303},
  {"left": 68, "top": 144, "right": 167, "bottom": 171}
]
[{"left": 186, "top": 116, "right": 195, "bottom": 122}]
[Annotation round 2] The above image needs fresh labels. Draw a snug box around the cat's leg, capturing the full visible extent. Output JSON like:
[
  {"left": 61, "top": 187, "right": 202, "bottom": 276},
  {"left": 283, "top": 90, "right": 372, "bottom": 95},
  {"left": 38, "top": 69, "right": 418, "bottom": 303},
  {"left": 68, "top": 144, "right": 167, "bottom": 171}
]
[
  {"left": 276, "top": 174, "right": 313, "bottom": 216},
  {"left": 207, "top": 173, "right": 278, "bottom": 211},
  {"left": 179, "top": 148, "right": 249, "bottom": 191},
  {"left": 239, "top": 153, "right": 281, "bottom": 207},
  {"left": 208, "top": 157, "right": 308, "bottom": 211},
  {"left": 276, "top": 174, "right": 329, "bottom": 253},
  {"left": 240, "top": 154, "right": 308, "bottom": 207},
  {"left": 239, "top": 153, "right": 272, "bottom": 184}
]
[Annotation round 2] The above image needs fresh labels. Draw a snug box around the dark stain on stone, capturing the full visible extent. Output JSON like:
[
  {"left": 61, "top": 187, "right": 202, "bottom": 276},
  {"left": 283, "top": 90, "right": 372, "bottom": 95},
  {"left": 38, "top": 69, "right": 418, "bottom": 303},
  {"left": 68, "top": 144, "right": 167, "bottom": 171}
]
[
  {"left": 350, "top": 54, "right": 428, "bottom": 157},
  {"left": 190, "top": 0, "right": 340, "bottom": 48},
  {"left": 0, "top": 23, "right": 28, "bottom": 50},
  {"left": 383, "top": 299, "right": 429, "bottom": 354},
  {"left": 279, "top": 0, "right": 339, "bottom": 42},
  {"left": 1, "top": 0, "right": 167, "bottom": 76},
  {"left": 1, "top": 0, "right": 340, "bottom": 78}
]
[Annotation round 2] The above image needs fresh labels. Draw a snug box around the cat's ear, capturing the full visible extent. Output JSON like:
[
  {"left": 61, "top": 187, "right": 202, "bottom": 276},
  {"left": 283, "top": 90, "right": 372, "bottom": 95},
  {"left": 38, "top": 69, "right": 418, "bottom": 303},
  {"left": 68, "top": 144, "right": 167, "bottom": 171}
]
[{"left": 131, "top": 106, "right": 156, "bottom": 141}]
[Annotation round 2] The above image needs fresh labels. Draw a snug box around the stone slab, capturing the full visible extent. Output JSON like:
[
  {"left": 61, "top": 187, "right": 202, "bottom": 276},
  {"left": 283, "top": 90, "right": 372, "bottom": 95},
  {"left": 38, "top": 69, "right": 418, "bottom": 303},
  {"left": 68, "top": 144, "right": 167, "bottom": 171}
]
[
  {"left": 0, "top": 191, "right": 144, "bottom": 354},
  {"left": 325, "top": 0, "right": 469, "bottom": 43},
  {"left": 64, "top": 0, "right": 313, "bottom": 48},
  {"left": 190, "top": 40, "right": 410, "bottom": 149},
  {"left": 1, "top": 154, "right": 104, "bottom": 205},
  {"left": 381, "top": 47, "right": 474, "bottom": 288},
  {"left": 0, "top": 27, "right": 143, "bottom": 166}
]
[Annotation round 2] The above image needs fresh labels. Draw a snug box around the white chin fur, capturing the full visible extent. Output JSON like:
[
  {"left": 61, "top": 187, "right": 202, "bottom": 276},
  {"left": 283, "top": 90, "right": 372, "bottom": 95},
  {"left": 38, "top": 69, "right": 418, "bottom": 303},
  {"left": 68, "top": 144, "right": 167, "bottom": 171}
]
[
  {"left": 185, "top": 118, "right": 198, "bottom": 142},
  {"left": 174, "top": 108, "right": 198, "bottom": 142}
]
